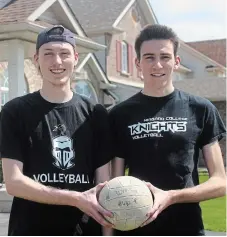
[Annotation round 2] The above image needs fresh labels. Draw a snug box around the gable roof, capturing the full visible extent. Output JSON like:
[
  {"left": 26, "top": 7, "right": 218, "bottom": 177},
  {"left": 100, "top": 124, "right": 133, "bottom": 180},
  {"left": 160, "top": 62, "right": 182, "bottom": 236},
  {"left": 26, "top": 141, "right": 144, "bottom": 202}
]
[
  {"left": 174, "top": 77, "right": 226, "bottom": 101},
  {"left": 76, "top": 53, "right": 115, "bottom": 87},
  {"left": 66, "top": 0, "right": 132, "bottom": 32},
  {"left": 187, "top": 39, "right": 226, "bottom": 67},
  {"left": 0, "top": 0, "right": 107, "bottom": 53},
  {"left": 0, "top": 0, "right": 44, "bottom": 23},
  {"left": 0, "top": 0, "right": 86, "bottom": 37},
  {"left": 179, "top": 40, "right": 226, "bottom": 70}
]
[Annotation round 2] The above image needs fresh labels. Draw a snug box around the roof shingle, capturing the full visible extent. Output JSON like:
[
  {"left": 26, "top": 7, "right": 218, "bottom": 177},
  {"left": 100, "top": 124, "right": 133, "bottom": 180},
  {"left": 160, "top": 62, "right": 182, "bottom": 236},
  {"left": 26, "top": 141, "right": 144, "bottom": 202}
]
[
  {"left": 66, "top": 0, "right": 131, "bottom": 32},
  {"left": 187, "top": 39, "right": 226, "bottom": 67},
  {"left": 0, "top": 0, "right": 44, "bottom": 23}
]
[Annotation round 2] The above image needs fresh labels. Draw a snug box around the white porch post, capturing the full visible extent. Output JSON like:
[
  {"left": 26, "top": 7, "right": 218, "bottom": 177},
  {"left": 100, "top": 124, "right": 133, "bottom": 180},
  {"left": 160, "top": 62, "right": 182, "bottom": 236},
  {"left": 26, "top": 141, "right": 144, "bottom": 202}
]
[{"left": 8, "top": 39, "right": 25, "bottom": 100}]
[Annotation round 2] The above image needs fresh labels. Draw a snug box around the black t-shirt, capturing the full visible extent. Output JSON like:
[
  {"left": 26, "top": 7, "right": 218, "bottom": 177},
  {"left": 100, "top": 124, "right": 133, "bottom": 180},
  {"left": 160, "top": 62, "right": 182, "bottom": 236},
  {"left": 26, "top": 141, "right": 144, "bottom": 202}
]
[
  {"left": 109, "top": 89, "right": 226, "bottom": 236},
  {"left": 0, "top": 91, "right": 113, "bottom": 236}
]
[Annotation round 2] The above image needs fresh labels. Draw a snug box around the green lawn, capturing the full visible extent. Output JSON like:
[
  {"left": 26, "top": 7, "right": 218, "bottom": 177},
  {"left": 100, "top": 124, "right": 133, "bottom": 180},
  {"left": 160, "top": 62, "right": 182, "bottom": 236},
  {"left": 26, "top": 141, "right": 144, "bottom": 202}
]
[
  {"left": 199, "top": 175, "right": 226, "bottom": 232},
  {"left": 125, "top": 170, "right": 226, "bottom": 232}
]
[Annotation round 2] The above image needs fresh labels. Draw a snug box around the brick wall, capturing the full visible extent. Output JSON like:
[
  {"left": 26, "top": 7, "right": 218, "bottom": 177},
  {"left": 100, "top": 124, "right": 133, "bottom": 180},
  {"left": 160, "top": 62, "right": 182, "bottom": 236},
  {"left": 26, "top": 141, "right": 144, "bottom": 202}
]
[
  {"left": 106, "top": 3, "right": 143, "bottom": 83},
  {"left": 24, "top": 59, "right": 42, "bottom": 92}
]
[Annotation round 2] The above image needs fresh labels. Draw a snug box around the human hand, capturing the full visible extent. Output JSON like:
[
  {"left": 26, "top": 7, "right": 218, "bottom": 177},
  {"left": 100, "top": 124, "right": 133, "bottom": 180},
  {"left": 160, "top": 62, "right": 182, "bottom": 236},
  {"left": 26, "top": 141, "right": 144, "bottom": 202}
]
[
  {"left": 76, "top": 182, "right": 114, "bottom": 228},
  {"left": 141, "top": 182, "right": 174, "bottom": 227}
]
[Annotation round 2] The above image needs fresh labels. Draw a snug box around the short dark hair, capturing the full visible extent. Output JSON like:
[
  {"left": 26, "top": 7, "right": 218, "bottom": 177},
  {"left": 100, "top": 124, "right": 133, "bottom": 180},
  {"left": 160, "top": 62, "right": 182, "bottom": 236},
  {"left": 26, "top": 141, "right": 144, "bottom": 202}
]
[{"left": 135, "top": 24, "right": 179, "bottom": 60}]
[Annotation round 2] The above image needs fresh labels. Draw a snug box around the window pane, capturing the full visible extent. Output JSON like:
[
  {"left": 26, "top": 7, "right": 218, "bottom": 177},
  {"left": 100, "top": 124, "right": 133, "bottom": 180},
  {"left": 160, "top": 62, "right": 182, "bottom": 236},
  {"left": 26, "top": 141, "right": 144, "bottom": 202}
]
[
  {"left": 0, "top": 62, "right": 8, "bottom": 88},
  {"left": 1, "top": 91, "right": 8, "bottom": 106},
  {"left": 74, "top": 80, "right": 98, "bottom": 103},
  {"left": 121, "top": 42, "right": 128, "bottom": 73},
  {"left": 0, "top": 62, "right": 9, "bottom": 107},
  {"left": 0, "top": 62, "right": 28, "bottom": 109}
]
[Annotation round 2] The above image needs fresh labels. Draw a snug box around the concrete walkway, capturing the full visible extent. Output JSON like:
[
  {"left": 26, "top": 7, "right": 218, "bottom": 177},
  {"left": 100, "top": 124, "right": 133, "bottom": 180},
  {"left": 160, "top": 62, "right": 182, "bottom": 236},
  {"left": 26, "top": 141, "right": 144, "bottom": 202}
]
[
  {"left": 0, "top": 214, "right": 8, "bottom": 236},
  {"left": 0, "top": 213, "right": 225, "bottom": 236},
  {"left": 206, "top": 230, "right": 226, "bottom": 236}
]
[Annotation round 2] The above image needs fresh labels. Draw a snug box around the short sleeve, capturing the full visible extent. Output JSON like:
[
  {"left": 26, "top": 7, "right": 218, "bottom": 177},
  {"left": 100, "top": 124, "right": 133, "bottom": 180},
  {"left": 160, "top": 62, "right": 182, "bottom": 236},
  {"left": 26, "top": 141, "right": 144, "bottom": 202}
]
[
  {"left": 0, "top": 106, "right": 25, "bottom": 162},
  {"left": 92, "top": 104, "right": 114, "bottom": 169},
  {"left": 198, "top": 102, "right": 226, "bottom": 149}
]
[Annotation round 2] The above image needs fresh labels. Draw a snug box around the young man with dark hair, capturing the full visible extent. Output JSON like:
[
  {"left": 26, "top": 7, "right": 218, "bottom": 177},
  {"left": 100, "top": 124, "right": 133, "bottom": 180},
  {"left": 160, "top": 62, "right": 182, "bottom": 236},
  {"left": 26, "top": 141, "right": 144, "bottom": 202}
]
[
  {"left": 110, "top": 24, "right": 226, "bottom": 236},
  {"left": 0, "top": 25, "right": 113, "bottom": 236}
]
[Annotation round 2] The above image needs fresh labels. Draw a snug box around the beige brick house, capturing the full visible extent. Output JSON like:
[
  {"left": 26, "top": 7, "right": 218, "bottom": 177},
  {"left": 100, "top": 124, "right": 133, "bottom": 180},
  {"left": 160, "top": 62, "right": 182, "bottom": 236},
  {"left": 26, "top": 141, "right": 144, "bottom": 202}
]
[
  {"left": 0, "top": 0, "right": 225, "bottom": 213},
  {"left": 68, "top": 0, "right": 226, "bottom": 163},
  {"left": 0, "top": 0, "right": 226, "bottom": 162},
  {"left": 186, "top": 39, "right": 226, "bottom": 164},
  {"left": 67, "top": 0, "right": 226, "bottom": 101},
  {"left": 0, "top": 0, "right": 116, "bottom": 111}
]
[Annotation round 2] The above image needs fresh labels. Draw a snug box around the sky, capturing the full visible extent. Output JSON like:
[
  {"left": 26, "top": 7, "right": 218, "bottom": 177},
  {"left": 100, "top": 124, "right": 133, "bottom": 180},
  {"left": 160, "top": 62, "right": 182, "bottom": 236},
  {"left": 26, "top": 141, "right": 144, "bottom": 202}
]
[{"left": 149, "top": 0, "right": 226, "bottom": 42}]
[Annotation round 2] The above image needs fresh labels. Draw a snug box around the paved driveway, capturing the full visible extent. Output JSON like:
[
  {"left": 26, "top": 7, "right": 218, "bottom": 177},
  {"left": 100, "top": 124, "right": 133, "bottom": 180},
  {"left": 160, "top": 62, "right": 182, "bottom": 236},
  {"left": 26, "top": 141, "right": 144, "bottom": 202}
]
[{"left": 0, "top": 214, "right": 8, "bottom": 236}]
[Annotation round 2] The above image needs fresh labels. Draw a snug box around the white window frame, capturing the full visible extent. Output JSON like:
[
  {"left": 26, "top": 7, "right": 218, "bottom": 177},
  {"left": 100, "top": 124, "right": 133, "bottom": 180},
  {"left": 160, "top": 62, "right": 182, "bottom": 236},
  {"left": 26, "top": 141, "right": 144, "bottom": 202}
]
[
  {"left": 0, "top": 66, "right": 9, "bottom": 107},
  {"left": 0, "top": 63, "right": 29, "bottom": 108},
  {"left": 0, "top": 87, "right": 9, "bottom": 107},
  {"left": 74, "top": 80, "right": 98, "bottom": 103},
  {"left": 121, "top": 41, "right": 128, "bottom": 74}
]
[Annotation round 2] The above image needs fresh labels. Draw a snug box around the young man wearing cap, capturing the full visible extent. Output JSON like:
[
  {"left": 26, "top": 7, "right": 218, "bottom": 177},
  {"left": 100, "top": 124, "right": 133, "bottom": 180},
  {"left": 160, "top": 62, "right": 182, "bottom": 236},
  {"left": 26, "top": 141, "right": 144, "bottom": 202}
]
[
  {"left": 110, "top": 24, "right": 226, "bottom": 236},
  {"left": 0, "top": 25, "right": 113, "bottom": 235}
]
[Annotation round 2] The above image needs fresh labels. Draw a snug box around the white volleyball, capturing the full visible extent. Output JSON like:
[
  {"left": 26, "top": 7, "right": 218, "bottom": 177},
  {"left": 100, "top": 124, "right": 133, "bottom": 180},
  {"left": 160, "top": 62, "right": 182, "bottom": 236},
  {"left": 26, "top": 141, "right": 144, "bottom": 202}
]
[{"left": 98, "top": 176, "right": 153, "bottom": 231}]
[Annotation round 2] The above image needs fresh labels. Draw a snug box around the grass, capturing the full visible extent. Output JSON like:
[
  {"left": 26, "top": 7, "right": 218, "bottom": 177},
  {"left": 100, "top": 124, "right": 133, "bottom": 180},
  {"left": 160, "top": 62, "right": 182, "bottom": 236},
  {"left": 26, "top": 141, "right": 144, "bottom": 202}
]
[
  {"left": 125, "top": 169, "right": 226, "bottom": 232},
  {"left": 199, "top": 175, "right": 226, "bottom": 232}
]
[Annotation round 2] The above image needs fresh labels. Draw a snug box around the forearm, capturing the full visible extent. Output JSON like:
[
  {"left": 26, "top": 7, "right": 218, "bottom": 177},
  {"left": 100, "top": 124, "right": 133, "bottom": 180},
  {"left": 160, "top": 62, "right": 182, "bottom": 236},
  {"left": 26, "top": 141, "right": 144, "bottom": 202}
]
[
  {"left": 170, "top": 176, "right": 226, "bottom": 204},
  {"left": 95, "top": 163, "right": 113, "bottom": 235},
  {"left": 102, "top": 227, "right": 113, "bottom": 236},
  {"left": 95, "top": 162, "right": 111, "bottom": 184},
  {"left": 6, "top": 174, "right": 80, "bottom": 206},
  {"left": 111, "top": 157, "right": 125, "bottom": 178}
]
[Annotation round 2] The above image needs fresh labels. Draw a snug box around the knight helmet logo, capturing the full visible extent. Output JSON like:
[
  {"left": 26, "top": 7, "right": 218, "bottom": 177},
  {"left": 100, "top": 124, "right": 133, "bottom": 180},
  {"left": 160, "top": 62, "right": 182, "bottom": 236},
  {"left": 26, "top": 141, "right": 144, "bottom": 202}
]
[{"left": 52, "top": 136, "right": 75, "bottom": 170}]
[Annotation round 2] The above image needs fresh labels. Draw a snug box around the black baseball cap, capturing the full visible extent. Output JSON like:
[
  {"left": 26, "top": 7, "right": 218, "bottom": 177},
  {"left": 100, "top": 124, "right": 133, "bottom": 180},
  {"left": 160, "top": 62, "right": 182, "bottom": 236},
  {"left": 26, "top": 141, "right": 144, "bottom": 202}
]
[{"left": 36, "top": 25, "right": 76, "bottom": 50}]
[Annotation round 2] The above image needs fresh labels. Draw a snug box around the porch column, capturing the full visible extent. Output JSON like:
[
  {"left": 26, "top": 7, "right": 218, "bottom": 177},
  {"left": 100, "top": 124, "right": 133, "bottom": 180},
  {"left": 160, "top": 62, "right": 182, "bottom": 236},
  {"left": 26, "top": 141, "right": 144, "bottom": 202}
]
[{"left": 8, "top": 40, "right": 25, "bottom": 100}]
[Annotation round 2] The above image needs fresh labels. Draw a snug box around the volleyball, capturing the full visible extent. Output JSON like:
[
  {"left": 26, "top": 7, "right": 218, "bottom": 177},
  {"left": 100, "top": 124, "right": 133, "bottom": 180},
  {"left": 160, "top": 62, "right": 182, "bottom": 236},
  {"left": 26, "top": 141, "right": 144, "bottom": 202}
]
[{"left": 98, "top": 176, "right": 153, "bottom": 231}]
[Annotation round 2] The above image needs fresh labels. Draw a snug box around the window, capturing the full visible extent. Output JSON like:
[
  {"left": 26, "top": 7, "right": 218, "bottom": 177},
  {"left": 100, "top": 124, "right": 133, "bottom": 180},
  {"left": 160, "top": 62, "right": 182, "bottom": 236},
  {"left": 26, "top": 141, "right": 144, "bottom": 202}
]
[
  {"left": 116, "top": 40, "right": 133, "bottom": 75},
  {"left": 0, "top": 63, "right": 9, "bottom": 107},
  {"left": 121, "top": 41, "right": 128, "bottom": 73},
  {"left": 0, "top": 62, "right": 28, "bottom": 109},
  {"left": 74, "top": 80, "right": 98, "bottom": 103},
  {"left": 1, "top": 88, "right": 9, "bottom": 107}
]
